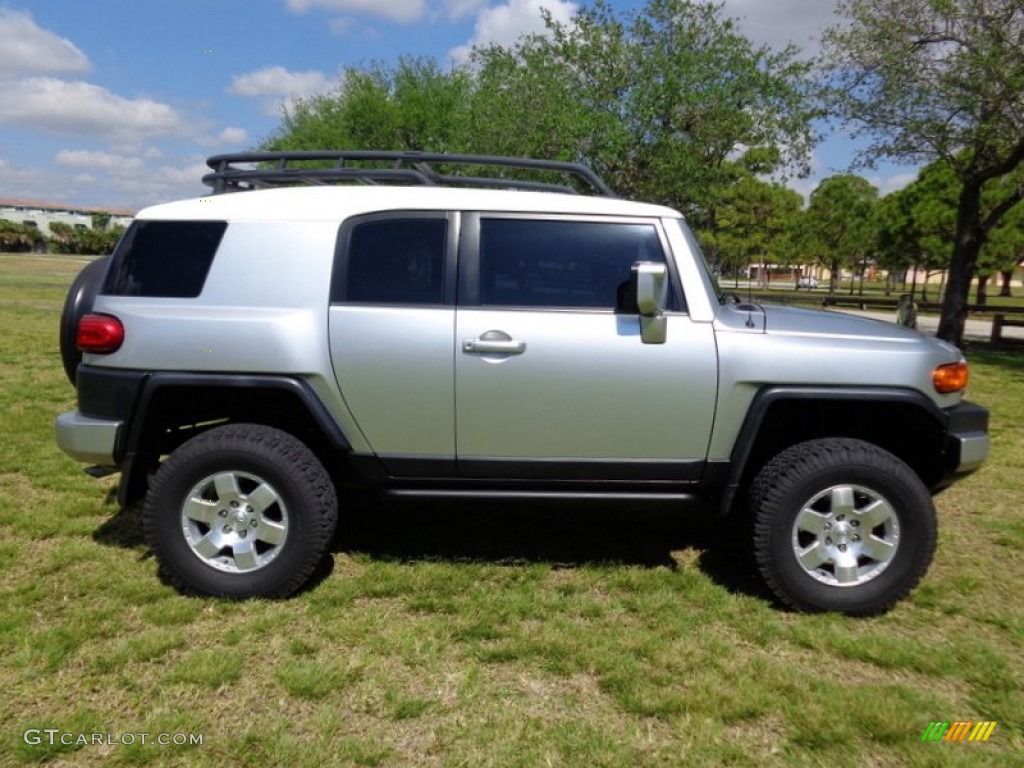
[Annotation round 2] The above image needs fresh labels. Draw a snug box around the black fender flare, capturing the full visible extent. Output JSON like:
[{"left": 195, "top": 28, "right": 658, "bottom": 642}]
[
  {"left": 717, "top": 386, "right": 948, "bottom": 516},
  {"left": 117, "top": 373, "right": 352, "bottom": 507}
]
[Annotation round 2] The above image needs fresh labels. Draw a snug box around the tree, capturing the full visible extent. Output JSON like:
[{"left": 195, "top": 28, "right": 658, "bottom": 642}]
[
  {"left": 48, "top": 222, "right": 124, "bottom": 255},
  {"left": 707, "top": 174, "right": 803, "bottom": 286},
  {"left": 265, "top": 57, "right": 474, "bottom": 154},
  {"left": 821, "top": 0, "right": 1024, "bottom": 345},
  {"left": 264, "top": 0, "right": 817, "bottom": 233},
  {"left": 0, "top": 221, "right": 44, "bottom": 252},
  {"left": 875, "top": 159, "right": 1024, "bottom": 303},
  {"left": 798, "top": 175, "right": 878, "bottom": 295},
  {"left": 979, "top": 184, "right": 1024, "bottom": 301},
  {"left": 468, "top": 0, "right": 816, "bottom": 228}
]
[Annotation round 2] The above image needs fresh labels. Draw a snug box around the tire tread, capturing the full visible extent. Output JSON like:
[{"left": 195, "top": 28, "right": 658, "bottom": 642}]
[
  {"left": 143, "top": 423, "right": 337, "bottom": 598},
  {"left": 750, "top": 438, "right": 936, "bottom": 616}
]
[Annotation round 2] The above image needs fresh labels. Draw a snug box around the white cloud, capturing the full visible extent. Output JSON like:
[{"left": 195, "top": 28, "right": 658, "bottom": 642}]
[
  {"left": 0, "top": 8, "right": 90, "bottom": 75},
  {"left": 869, "top": 170, "right": 918, "bottom": 198},
  {"left": 229, "top": 66, "right": 333, "bottom": 115},
  {"left": 0, "top": 77, "right": 186, "bottom": 137},
  {"left": 154, "top": 159, "right": 211, "bottom": 186},
  {"left": 55, "top": 149, "right": 144, "bottom": 173},
  {"left": 229, "top": 66, "right": 331, "bottom": 98},
  {"left": 449, "top": 0, "right": 578, "bottom": 63},
  {"left": 721, "top": 0, "right": 838, "bottom": 56},
  {"left": 228, "top": 65, "right": 331, "bottom": 115},
  {"left": 442, "top": 0, "right": 487, "bottom": 22},
  {"left": 285, "top": 0, "right": 425, "bottom": 24},
  {"left": 219, "top": 126, "right": 248, "bottom": 144}
]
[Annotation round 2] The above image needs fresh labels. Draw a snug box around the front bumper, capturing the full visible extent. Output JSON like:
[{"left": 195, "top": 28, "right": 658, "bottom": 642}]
[
  {"left": 55, "top": 411, "right": 121, "bottom": 466},
  {"left": 945, "top": 401, "right": 989, "bottom": 475}
]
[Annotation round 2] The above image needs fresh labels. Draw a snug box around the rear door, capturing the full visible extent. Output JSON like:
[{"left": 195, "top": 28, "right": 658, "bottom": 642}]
[
  {"left": 455, "top": 214, "right": 718, "bottom": 482},
  {"left": 327, "top": 212, "right": 457, "bottom": 473}
]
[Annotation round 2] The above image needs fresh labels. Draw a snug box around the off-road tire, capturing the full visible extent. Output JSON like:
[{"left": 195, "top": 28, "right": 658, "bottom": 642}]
[
  {"left": 144, "top": 423, "right": 338, "bottom": 598},
  {"left": 751, "top": 438, "right": 936, "bottom": 616}
]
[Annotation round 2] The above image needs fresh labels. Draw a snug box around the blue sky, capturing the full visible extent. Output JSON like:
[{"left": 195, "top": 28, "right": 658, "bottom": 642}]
[{"left": 0, "top": 0, "right": 917, "bottom": 211}]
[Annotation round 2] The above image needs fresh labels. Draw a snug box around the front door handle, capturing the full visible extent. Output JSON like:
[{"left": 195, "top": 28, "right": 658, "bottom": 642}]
[{"left": 463, "top": 330, "right": 526, "bottom": 355}]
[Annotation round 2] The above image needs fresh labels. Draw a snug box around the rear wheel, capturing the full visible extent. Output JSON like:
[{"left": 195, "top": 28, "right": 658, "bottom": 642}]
[
  {"left": 144, "top": 423, "right": 338, "bottom": 598},
  {"left": 751, "top": 438, "right": 936, "bottom": 615}
]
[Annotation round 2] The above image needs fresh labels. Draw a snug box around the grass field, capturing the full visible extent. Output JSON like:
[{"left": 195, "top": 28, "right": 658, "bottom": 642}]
[{"left": 1, "top": 254, "right": 1022, "bottom": 767}]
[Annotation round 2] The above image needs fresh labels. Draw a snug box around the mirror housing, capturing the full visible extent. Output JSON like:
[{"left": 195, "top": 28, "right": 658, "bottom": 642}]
[{"left": 632, "top": 261, "right": 668, "bottom": 344}]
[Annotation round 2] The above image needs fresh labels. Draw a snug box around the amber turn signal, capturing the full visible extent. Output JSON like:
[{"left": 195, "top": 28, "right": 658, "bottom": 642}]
[{"left": 933, "top": 362, "right": 969, "bottom": 394}]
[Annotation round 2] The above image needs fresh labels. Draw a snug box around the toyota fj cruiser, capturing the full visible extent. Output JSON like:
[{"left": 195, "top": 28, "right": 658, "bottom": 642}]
[{"left": 56, "top": 151, "right": 989, "bottom": 614}]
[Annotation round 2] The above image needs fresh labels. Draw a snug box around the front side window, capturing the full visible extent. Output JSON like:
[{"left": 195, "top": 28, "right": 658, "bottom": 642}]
[
  {"left": 336, "top": 218, "right": 446, "bottom": 304},
  {"left": 477, "top": 218, "right": 671, "bottom": 310}
]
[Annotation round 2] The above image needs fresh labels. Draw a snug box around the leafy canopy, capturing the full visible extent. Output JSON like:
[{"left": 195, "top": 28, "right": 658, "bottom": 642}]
[{"left": 263, "top": 0, "right": 817, "bottom": 230}]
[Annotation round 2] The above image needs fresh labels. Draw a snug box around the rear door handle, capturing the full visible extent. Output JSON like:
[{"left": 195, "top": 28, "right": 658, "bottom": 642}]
[{"left": 463, "top": 331, "right": 526, "bottom": 355}]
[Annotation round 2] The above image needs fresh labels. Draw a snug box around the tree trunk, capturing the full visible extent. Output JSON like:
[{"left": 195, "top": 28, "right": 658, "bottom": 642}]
[
  {"left": 976, "top": 274, "right": 989, "bottom": 306},
  {"left": 1000, "top": 269, "right": 1014, "bottom": 297},
  {"left": 937, "top": 181, "right": 984, "bottom": 347}
]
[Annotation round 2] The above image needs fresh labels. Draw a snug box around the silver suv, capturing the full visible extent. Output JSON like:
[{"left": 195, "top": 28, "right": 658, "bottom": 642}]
[{"left": 55, "top": 151, "right": 989, "bottom": 614}]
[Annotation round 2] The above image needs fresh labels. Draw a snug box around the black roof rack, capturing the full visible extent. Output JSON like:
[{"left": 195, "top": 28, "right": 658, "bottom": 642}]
[{"left": 202, "top": 150, "right": 616, "bottom": 198}]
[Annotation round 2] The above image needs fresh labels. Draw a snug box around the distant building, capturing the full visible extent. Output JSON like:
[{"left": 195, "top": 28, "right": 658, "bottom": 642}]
[{"left": 0, "top": 198, "right": 135, "bottom": 237}]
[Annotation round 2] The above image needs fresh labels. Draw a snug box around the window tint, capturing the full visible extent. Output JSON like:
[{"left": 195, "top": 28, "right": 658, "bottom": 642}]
[
  {"left": 103, "top": 220, "right": 226, "bottom": 298},
  {"left": 340, "top": 219, "right": 446, "bottom": 304},
  {"left": 478, "top": 219, "right": 668, "bottom": 309}
]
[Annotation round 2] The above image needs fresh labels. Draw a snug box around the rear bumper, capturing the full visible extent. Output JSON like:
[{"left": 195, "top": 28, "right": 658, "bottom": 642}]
[
  {"left": 54, "top": 365, "right": 148, "bottom": 467},
  {"left": 55, "top": 411, "right": 121, "bottom": 466}
]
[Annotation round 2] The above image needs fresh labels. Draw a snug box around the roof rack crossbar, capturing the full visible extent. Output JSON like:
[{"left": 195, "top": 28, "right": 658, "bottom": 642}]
[{"left": 201, "top": 150, "right": 615, "bottom": 197}]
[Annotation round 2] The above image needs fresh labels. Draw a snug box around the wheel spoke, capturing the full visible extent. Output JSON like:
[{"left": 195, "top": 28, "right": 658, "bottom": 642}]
[
  {"left": 833, "top": 551, "right": 860, "bottom": 584},
  {"left": 247, "top": 482, "right": 278, "bottom": 515},
  {"left": 184, "top": 497, "right": 218, "bottom": 525},
  {"left": 193, "top": 531, "right": 224, "bottom": 559},
  {"left": 829, "top": 486, "right": 856, "bottom": 517},
  {"left": 855, "top": 498, "right": 895, "bottom": 530},
  {"left": 213, "top": 472, "right": 240, "bottom": 500},
  {"left": 860, "top": 534, "right": 897, "bottom": 564},
  {"left": 232, "top": 540, "right": 259, "bottom": 571},
  {"left": 257, "top": 519, "right": 286, "bottom": 546},
  {"left": 797, "top": 541, "right": 828, "bottom": 571},
  {"left": 795, "top": 506, "right": 830, "bottom": 536}
]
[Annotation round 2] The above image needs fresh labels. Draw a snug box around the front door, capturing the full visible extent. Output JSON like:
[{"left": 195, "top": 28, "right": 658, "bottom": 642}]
[{"left": 455, "top": 215, "right": 717, "bottom": 481}]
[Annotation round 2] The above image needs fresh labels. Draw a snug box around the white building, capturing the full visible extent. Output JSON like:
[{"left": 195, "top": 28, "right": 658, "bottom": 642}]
[{"left": 0, "top": 198, "right": 134, "bottom": 237}]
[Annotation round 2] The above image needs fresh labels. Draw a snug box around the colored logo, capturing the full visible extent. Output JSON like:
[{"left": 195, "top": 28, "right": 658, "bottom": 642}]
[{"left": 921, "top": 721, "right": 997, "bottom": 742}]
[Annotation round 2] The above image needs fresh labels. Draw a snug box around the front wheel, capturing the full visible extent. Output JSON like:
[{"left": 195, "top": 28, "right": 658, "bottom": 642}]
[
  {"left": 751, "top": 438, "right": 936, "bottom": 616},
  {"left": 143, "top": 424, "right": 338, "bottom": 598}
]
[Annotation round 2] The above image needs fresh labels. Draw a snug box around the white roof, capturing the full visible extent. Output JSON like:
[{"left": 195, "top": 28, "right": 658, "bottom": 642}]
[{"left": 137, "top": 185, "right": 682, "bottom": 222}]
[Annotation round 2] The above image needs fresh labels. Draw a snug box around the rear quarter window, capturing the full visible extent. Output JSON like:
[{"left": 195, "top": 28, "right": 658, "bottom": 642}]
[{"left": 103, "top": 220, "right": 227, "bottom": 298}]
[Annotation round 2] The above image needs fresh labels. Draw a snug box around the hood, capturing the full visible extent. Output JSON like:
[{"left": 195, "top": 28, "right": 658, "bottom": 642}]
[
  {"left": 715, "top": 302, "right": 929, "bottom": 343},
  {"left": 763, "top": 304, "right": 925, "bottom": 342}
]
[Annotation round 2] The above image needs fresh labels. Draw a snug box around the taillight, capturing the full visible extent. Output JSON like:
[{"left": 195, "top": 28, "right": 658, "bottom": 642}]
[
  {"left": 933, "top": 361, "right": 968, "bottom": 394},
  {"left": 77, "top": 313, "right": 124, "bottom": 354}
]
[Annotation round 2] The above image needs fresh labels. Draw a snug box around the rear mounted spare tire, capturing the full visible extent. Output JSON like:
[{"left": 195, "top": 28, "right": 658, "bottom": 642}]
[{"left": 60, "top": 255, "right": 110, "bottom": 385}]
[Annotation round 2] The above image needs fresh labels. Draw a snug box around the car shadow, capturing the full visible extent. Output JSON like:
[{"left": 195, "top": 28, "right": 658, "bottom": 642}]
[
  {"left": 334, "top": 494, "right": 771, "bottom": 601},
  {"left": 91, "top": 491, "right": 770, "bottom": 603}
]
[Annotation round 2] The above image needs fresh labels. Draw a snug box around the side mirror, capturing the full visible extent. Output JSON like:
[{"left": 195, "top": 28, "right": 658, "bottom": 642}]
[{"left": 632, "top": 261, "right": 668, "bottom": 344}]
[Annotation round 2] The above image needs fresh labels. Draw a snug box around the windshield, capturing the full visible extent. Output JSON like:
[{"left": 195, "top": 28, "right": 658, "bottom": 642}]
[{"left": 671, "top": 218, "right": 726, "bottom": 304}]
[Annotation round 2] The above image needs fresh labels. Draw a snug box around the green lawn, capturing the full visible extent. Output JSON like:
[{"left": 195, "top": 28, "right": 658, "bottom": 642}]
[{"left": 1, "top": 254, "right": 1022, "bottom": 767}]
